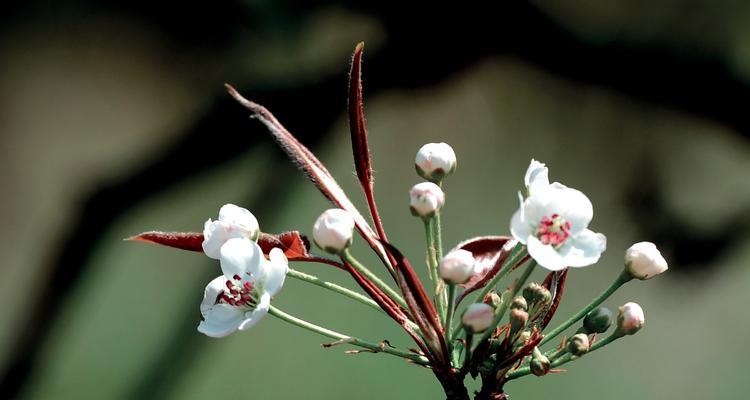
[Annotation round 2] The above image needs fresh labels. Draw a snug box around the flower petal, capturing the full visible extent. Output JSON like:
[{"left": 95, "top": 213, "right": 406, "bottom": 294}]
[
  {"left": 261, "top": 248, "right": 289, "bottom": 296},
  {"left": 530, "top": 183, "right": 593, "bottom": 234},
  {"left": 197, "top": 303, "right": 245, "bottom": 338},
  {"left": 524, "top": 159, "right": 549, "bottom": 196},
  {"left": 200, "top": 276, "right": 227, "bottom": 317},
  {"left": 510, "top": 208, "right": 531, "bottom": 244},
  {"left": 238, "top": 292, "right": 271, "bottom": 331},
  {"left": 527, "top": 236, "right": 567, "bottom": 271},
  {"left": 218, "top": 204, "right": 259, "bottom": 237},
  {"left": 559, "top": 229, "right": 607, "bottom": 268},
  {"left": 219, "top": 237, "right": 263, "bottom": 280}
]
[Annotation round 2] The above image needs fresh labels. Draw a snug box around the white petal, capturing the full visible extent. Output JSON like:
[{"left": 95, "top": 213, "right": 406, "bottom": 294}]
[
  {"left": 530, "top": 184, "right": 593, "bottom": 234},
  {"left": 219, "top": 237, "right": 263, "bottom": 280},
  {"left": 509, "top": 208, "right": 531, "bottom": 244},
  {"left": 524, "top": 159, "right": 549, "bottom": 196},
  {"left": 559, "top": 229, "right": 607, "bottom": 268},
  {"left": 200, "top": 276, "right": 228, "bottom": 317},
  {"left": 260, "top": 248, "right": 289, "bottom": 296},
  {"left": 202, "top": 220, "right": 234, "bottom": 259},
  {"left": 527, "top": 236, "right": 567, "bottom": 271},
  {"left": 218, "top": 204, "right": 260, "bottom": 239},
  {"left": 197, "top": 303, "right": 245, "bottom": 338},
  {"left": 238, "top": 292, "right": 271, "bottom": 331}
]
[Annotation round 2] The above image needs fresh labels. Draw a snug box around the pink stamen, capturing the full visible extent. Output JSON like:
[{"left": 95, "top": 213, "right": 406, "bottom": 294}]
[{"left": 537, "top": 214, "right": 571, "bottom": 246}]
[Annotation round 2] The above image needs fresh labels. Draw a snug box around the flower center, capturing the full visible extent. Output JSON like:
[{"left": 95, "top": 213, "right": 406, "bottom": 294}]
[
  {"left": 218, "top": 274, "right": 258, "bottom": 308},
  {"left": 537, "top": 214, "right": 571, "bottom": 246}
]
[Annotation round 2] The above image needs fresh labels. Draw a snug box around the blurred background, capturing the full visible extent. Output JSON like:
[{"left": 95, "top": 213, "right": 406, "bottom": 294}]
[{"left": 1, "top": 1, "right": 749, "bottom": 399}]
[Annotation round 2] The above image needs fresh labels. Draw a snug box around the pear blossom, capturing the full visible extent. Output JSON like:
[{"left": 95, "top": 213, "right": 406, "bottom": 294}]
[
  {"left": 313, "top": 208, "right": 355, "bottom": 254},
  {"left": 617, "top": 302, "right": 645, "bottom": 335},
  {"left": 625, "top": 241, "right": 668, "bottom": 280},
  {"left": 524, "top": 159, "right": 549, "bottom": 196},
  {"left": 198, "top": 237, "right": 288, "bottom": 338},
  {"left": 462, "top": 303, "right": 495, "bottom": 333},
  {"left": 415, "top": 142, "right": 457, "bottom": 182},
  {"left": 202, "top": 204, "right": 260, "bottom": 259},
  {"left": 439, "top": 249, "right": 475, "bottom": 284},
  {"left": 409, "top": 182, "right": 445, "bottom": 218},
  {"left": 510, "top": 164, "right": 607, "bottom": 271}
]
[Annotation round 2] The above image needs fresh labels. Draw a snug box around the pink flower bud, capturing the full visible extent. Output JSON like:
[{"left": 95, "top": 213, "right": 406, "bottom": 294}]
[
  {"left": 617, "top": 302, "right": 645, "bottom": 335},
  {"left": 415, "top": 142, "right": 457, "bottom": 182},
  {"left": 625, "top": 242, "right": 668, "bottom": 280},
  {"left": 462, "top": 303, "right": 495, "bottom": 333},
  {"left": 439, "top": 249, "right": 475, "bottom": 284},
  {"left": 409, "top": 182, "right": 445, "bottom": 218},
  {"left": 312, "top": 209, "right": 355, "bottom": 254}
]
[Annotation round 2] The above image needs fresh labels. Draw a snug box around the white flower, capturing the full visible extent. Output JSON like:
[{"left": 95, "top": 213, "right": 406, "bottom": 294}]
[
  {"left": 415, "top": 142, "right": 457, "bottom": 182},
  {"left": 202, "top": 204, "right": 260, "bottom": 259},
  {"left": 313, "top": 208, "right": 355, "bottom": 254},
  {"left": 439, "top": 249, "right": 475, "bottom": 284},
  {"left": 510, "top": 182, "right": 607, "bottom": 271},
  {"left": 409, "top": 182, "right": 445, "bottom": 218},
  {"left": 524, "top": 159, "right": 549, "bottom": 196},
  {"left": 198, "top": 237, "right": 288, "bottom": 338},
  {"left": 617, "top": 302, "right": 645, "bottom": 335},
  {"left": 625, "top": 241, "right": 668, "bottom": 280},
  {"left": 462, "top": 303, "right": 495, "bottom": 333}
]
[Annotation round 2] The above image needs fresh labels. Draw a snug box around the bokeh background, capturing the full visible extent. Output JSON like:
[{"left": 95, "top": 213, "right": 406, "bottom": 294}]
[{"left": 1, "top": 1, "right": 749, "bottom": 399}]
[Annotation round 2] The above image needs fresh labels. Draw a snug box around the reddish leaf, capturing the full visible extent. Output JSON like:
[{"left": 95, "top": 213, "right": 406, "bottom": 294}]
[
  {"left": 258, "top": 231, "right": 310, "bottom": 259},
  {"left": 126, "top": 231, "right": 203, "bottom": 252},
  {"left": 539, "top": 269, "right": 568, "bottom": 330},
  {"left": 454, "top": 236, "right": 517, "bottom": 304}
]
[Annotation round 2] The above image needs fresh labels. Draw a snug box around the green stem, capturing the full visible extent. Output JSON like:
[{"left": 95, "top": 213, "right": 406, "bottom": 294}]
[
  {"left": 473, "top": 261, "right": 537, "bottom": 352},
  {"left": 433, "top": 210, "right": 448, "bottom": 314},
  {"left": 341, "top": 249, "right": 409, "bottom": 311},
  {"left": 445, "top": 283, "right": 457, "bottom": 351},
  {"left": 287, "top": 268, "right": 384, "bottom": 315},
  {"left": 268, "top": 305, "right": 428, "bottom": 365},
  {"left": 505, "top": 332, "right": 623, "bottom": 380},
  {"left": 423, "top": 219, "right": 446, "bottom": 320},
  {"left": 539, "top": 270, "right": 632, "bottom": 347}
]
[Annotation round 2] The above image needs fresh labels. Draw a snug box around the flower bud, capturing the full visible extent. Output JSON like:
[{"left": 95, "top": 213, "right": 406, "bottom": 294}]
[
  {"left": 509, "top": 308, "right": 529, "bottom": 333},
  {"left": 522, "top": 283, "right": 551, "bottom": 308},
  {"left": 530, "top": 347, "right": 550, "bottom": 376},
  {"left": 510, "top": 296, "right": 528, "bottom": 311},
  {"left": 409, "top": 182, "right": 445, "bottom": 218},
  {"left": 566, "top": 333, "right": 590, "bottom": 356},
  {"left": 617, "top": 302, "right": 645, "bottom": 335},
  {"left": 483, "top": 291, "right": 503, "bottom": 309},
  {"left": 518, "top": 330, "right": 531, "bottom": 343},
  {"left": 625, "top": 241, "right": 668, "bottom": 280},
  {"left": 415, "top": 142, "right": 457, "bottom": 182},
  {"left": 462, "top": 303, "right": 495, "bottom": 333},
  {"left": 439, "top": 249, "right": 475, "bottom": 284},
  {"left": 582, "top": 307, "right": 613, "bottom": 334},
  {"left": 312, "top": 209, "right": 355, "bottom": 254}
]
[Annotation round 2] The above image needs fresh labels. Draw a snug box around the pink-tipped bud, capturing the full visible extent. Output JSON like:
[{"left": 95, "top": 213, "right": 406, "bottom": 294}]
[
  {"left": 312, "top": 209, "right": 355, "bottom": 254},
  {"left": 409, "top": 182, "right": 445, "bottom": 218},
  {"left": 625, "top": 242, "right": 668, "bottom": 280},
  {"left": 415, "top": 142, "right": 457, "bottom": 182},
  {"left": 509, "top": 308, "right": 529, "bottom": 333},
  {"left": 462, "top": 303, "right": 495, "bottom": 333},
  {"left": 439, "top": 249, "right": 475, "bottom": 284},
  {"left": 566, "top": 333, "right": 590, "bottom": 356},
  {"left": 617, "top": 302, "right": 645, "bottom": 335},
  {"left": 530, "top": 347, "right": 550, "bottom": 376}
]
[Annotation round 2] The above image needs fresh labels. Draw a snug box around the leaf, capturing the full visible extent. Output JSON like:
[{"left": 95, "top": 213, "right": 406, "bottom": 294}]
[
  {"left": 126, "top": 231, "right": 204, "bottom": 252},
  {"left": 258, "top": 231, "right": 310, "bottom": 259},
  {"left": 454, "top": 236, "right": 517, "bottom": 303},
  {"left": 538, "top": 269, "right": 568, "bottom": 330}
]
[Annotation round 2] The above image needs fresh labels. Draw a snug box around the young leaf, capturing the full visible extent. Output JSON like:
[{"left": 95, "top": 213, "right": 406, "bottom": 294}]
[{"left": 126, "top": 231, "right": 203, "bottom": 252}]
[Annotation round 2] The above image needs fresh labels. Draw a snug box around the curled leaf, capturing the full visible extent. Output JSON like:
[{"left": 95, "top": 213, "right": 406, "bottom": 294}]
[
  {"left": 126, "top": 231, "right": 203, "bottom": 252},
  {"left": 453, "top": 236, "right": 517, "bottom": 303}
]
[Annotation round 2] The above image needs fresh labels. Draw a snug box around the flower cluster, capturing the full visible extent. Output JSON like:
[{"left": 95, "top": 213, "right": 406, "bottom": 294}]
[{"left": 131, "top": 44, "right": 669, "bottom": 400}]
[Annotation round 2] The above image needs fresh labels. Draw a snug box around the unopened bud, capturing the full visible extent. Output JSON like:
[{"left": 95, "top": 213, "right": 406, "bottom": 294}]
[
  {"left": 625, "top": 242, "right": 668, "bottom": 280},
  {"left": 509, "top": 308, "right": 529, "bottom": 333},
  {"left": 415, "top": 142, "right": 457, "bottom": 182},
  {"left": 530, "top": 347, "right": 550, "bottom": 376},
  {"left": 582, "top": 307, "right": 613, "bottom": 334},
  {"left": 462, "top": 303, "right": 495, "bottom": 333},
  {"left": 483, "top": 291, "right": 502, "bottom": 309},
  {"left": 566, "top": 333, "right": 590, "bottom": 356},
  {"left": 523, "top": 283, "right": 551, "bottom": 307},
  {"left": 439, "top": 249, "right": 475, "bottom": 284},
  {"left": 510, "top": 296, "right": 528, "bottom": 311},
  {"left": 518, "top": 330, "right": 531, "bottom": 343},
  {"left": 312, "top": 209, "right": 355, "bottom": 254},
  {"left": 617, "top": 302, "right": 645, "bottom": 335},
  {"left": 409, "top": 182, "right": 445, "bottom": 218}
]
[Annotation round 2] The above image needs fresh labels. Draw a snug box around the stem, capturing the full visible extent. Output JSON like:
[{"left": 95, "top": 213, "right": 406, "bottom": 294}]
[
  {"left": 268, "top": 305, "right": 428, "bottom": 365},
  {"left": 341, "top": 249, "right": 409, "bottom": 310},
  {"left": 445, "top": 283, "right": 458, "bottom": 352},
  {"left": 434, "top": 210, "right": 448, "bottom": 314},
  {"left": 505, "top": 331, "right": 623, "bottom": 380},
  {"left": 539, "top": 270, "right": 632, "bottom": 347},
  {"left": 424, "top": 219, "right": 446, "bottom": 320},
  {"left": 474, "top": 261, "right": 537, "bottom": 351},
  {"left": 287, "top": 268, "right": 384, "bottom": 314}
]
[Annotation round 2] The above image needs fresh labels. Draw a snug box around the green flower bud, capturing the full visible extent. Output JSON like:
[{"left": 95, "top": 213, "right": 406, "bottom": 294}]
[
  {"left": 509, "top": 308, "right": 529, "bottom": 333},
  {"left": 510, "top": 296, "right": 528, "bottom": 311},
  {"left": 583, "top": 307, "right": 613, "bottom": 334},
  {"left": 566, "top": 333, "right": 590, "bottom": 356},
  {"left": 530, "top": 347, "right": 550, "bottom": 376},
  {"left": 483, "top": 291, "right": 503, "bottom": 309},
  {"left": 523, "top": 282, "right": 551, "bottom": 308}
]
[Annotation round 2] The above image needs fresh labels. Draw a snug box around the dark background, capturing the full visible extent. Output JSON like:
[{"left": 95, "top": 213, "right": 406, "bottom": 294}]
[{"left": 1, "top": 1, "right": 748, "bottom": 399}]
